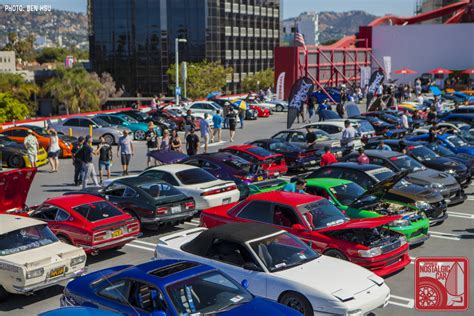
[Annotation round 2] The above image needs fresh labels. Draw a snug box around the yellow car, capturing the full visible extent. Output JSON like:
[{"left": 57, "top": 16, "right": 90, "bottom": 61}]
[{"left": 0, "top": 134, "right": 48, "bottom": 168}]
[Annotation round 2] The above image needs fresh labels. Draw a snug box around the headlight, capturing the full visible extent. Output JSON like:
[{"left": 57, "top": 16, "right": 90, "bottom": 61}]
[
  {"left": 387, "top": 219, "right": 410, "bottom": 227},
  {"left": 428, "top": 183, "right": 445, "bottom": 190},
  {"left": 419, "top": 211, "right": 427, "bottom": 219},
  {"left": 348, "top": 309, "right": 362, "bottom": 316},
  {"left": 26, "top": 267, "right": 44, "bottom": 279},
  {"left": 358, "top": 247, "right": 382, "bottom": 258},
  {"left": 399, "top": 236, "right": 407, "bottom": 246},
  {"left": 446, "top": 169, "right": 456, "bottom": 174},
  {"left": 415, "top": 201, "right": 431, "bottom": 210},
  {"left": 70, "top": 255, "right": 86, "bottom": 266}
]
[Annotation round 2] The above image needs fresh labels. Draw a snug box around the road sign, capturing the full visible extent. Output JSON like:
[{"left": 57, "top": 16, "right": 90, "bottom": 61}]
[{"left": 175, "top": 86, "right": 182, "bottom": 96}]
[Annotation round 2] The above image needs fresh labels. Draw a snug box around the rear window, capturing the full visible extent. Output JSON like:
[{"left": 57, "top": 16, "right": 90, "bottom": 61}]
[
  {"left": 371, "top": 170, "right": 394, "bottom": 182},
  {"left": 357, "top": 121, "right": 375, "bottom": 133},
  {"left": 176, "top": 168, "right": 217, "bottom": 185},
  {"left": 137, "top": 182, "right": 183, "bottom": 199},
  {"left": 73, "top": 201, "right": 123, "bottom": 222},
  {"left": 223, "top": 158, "right": 251, "bottom": 173},
  {"left": 247, "top": 147, "right": 274, "bottom": 157}
]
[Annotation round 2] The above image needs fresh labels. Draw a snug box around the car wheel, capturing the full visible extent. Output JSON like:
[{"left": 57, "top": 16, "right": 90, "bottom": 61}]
[
  {"left": 134, "top": 130, "right": 146, "bottom": 140},
  {"left": 0, "top": 286, "right": 9, "bottom": 302},
  {"left": 8, "top": 155, "right": 25, "bottom": 168},
  {"left": 324, "top": 249, "right": 348, "bottom": 260},
  {"left": 279, "top": 292, "right": 313, "bottom": 316},
  {"left": 276, "top": 104, "right": 283, "bottom": 112},
  {"left": 58, "top": 235, "right": 72, "bottom": 245},
  {"left": 102, "top": 134, "right": 115, "bottom": 145}
]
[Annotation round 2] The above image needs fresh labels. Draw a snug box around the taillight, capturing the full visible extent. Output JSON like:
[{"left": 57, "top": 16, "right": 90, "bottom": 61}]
[
  {"left": 201, "top": 185, "right": 237, "bottom": 196},
  {"left": 93, "top": 231, "right": 107, "bottom": 242},
  {"left": 127, "top": 221, "right": 140, "bottom": 232},
  {"left": 156, "top": 207, "right": 169, "bottom": 215},
  {"left": 184, "top": 201, "right": 195, "bottom": 210}
]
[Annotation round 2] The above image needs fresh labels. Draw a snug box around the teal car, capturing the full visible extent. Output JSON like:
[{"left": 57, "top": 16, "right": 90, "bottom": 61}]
[
  {"left": 305, "top": 173, "right": 430, "bottom": 245},
  {"left": 96, "top": 114, "right": 149, "bottom": 140}
]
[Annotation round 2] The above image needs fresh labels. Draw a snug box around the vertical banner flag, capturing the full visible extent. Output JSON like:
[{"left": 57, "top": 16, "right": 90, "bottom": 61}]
[
  {"left": 383, "top": 56, "right": 392, "bottom": 80},
  {"left": 366, "top": 69, "right": 385, "bottom": 110},
  {"left": 287, "top": 77, "right": 314, "bottom": 129},
  {"left": 360, "top": 67, "right": 371, "bottom": 88},
  {"left": 276, "top": 72, "right": 286, "bottom": 101}
]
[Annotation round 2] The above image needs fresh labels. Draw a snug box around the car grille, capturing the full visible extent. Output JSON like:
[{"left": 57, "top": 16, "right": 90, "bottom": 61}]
[
  {"left": 381, "top": 239, "right": 402, "bottom": 254},
  {"left": 411, "top": 228, "right": 424, "bottom": 238}
]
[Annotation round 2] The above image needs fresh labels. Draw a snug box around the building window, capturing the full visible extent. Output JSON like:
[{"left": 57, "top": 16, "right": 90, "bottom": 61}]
[
  {"left": 262, "top": 50, "right": 267, "bottom": 59},
  {"left": 261, "top": 7, "right": 266, "bottom": 16},
  {"left": 273, "top": 8, "right": 279, "bottom": 17},
  {"left": 248, "top": 5, "right": 254, "bottom": 15},
  {"left": 224, "top": 2, "right": 231, "bottom": 13},
  {"left": 254, "top": 6, "right": 260, "bottom": 15},
  {"left": 240, "top": 27, "right": 246, "bottom": 37},
  {"left": 255, "top": 51, "right": 261, "bottom": 59},
  {"left": 225, "top": 26, "right": 231, "bottom": 36},
  {"left": 248, "top": 50, "right": 254, "bottom": 59},
  {"left": 226, "top": 73, "right": 232, "bottom": 83},
  {"left": 233, "top": 3, "right": 239, "bottom": 13},
  {"left": 268, "top": 29, "right": 273, "bottom": 37},
  {"left": 241, "top": 50, "right": 247, "bottom": 59},
  {"left": 225, "top": 50, "right": 232, "bottom": 60},
  {"left": 261, "top": 29, "right": 267, "bottom": 37},
  {"left": 233, "top": 27, "right": 239, "bottom": 36},
  {"left": 240, "top": 4, "right": 246, "bottom": 14},
  {"left": 233, "top": 50, "right": 239, "bottom": 59},
  {"left": 268, "top": 50, "right": 273, "bottom": 58},
  {"left": 233, "top": 73, "right": 240, "bottom": 82},
  {"left": 248, "top": 28, "right": 254, "bottom": 37},
  {"left": 255, "top": 29, "right": 260, "bottom": 38}
]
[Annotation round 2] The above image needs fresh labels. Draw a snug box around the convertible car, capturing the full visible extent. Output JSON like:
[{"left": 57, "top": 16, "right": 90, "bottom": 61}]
[{"left": 155, "top": 223, "right": 391, "bottom": 316}]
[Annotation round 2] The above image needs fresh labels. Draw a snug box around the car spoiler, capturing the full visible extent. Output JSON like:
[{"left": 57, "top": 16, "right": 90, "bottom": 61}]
[{"left": 158, "top": 227, "right": 206, "bottom": 245}]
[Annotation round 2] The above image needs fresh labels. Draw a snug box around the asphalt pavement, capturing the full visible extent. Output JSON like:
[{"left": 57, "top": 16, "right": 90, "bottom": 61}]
[{"left": 3, "top": 112, "right": 473, "bottom": 316}]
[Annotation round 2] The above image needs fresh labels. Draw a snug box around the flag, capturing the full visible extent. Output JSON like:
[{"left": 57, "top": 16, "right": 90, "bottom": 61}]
[
  {"left": 275, "top": 72, "right": 286, "bottom": 100},
  {"left": 294, "top": 25, "right": 306, "bottom": 49},
  {"left": 287, "top": 77, "right": 314, "bottom": 129}
]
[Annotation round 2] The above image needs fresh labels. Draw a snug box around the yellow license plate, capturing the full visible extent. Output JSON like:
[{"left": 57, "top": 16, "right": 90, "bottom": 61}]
[
  {"left": 49, "top": 266, "right": 65, "bottom": 278},
  {"left": 111, "top": 229, "right": 123, "bottom": 238},
  {"left": 257, "top": 176, "right": 263, "bottom": 181}
]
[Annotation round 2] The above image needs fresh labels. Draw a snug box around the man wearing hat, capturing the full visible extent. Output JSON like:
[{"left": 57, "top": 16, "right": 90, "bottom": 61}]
[
  {"left": 71, "top": 136, "right": 85, "bottom": 186},
  {"left": 23, "top": 130, "right": 39, "bottom": 168},
  {"left": 145, "top": 121, "right": 160, "bottom": 167}
]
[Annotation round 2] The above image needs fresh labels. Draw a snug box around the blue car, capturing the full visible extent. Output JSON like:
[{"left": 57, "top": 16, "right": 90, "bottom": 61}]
[
  {"left": 40, "top": 307, "right": 120, "bottom": 316},
  {"left": 408, "top": 133, "right": 474, "bottom": 156},
  {"left": 312, "top": 87, "right": 341, "bottom": 104},
  {"left": 61, "top": 260, "right": 300, "bottom": 316}
]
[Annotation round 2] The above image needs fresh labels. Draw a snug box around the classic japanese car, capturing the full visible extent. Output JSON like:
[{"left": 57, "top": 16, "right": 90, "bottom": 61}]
[
  {"left": 95, "top": 114, "right": 149, "bottom": 140},
  {"left": 0, "top": 215, "right": 86, "bottom": 301},
  {"left": 155, "top": 223, "right": 391, "bottom": 316},
  {"left": 61, "top": 259, "right": 300, "bottom": 316},
  {"left": 30, "top": 194, "right": 141, "bottom": 254},
  {"left": 199, "top": 192, "right": 410, "bottom": 277}
]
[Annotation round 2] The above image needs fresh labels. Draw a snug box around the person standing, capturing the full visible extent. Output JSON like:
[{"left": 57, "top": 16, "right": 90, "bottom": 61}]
[
  {"left": 184, "top": 110, "right": 195, "bottom": 138},
  {"left": 186, "top": 128, "right": 200, "bottom": 156},
  {"left": 376, "top": 140, "right": 392, "bottom": 151},
  {"left": 317, "top": 99, "right": 328, "bottom": 121},
  {"left": 238, "top": 107, "right": 245, "bottom": 129},
  {"left": 151, "top": 95, "right": 158, "bottom": 111},
  {"left": 117, "top": 130, "right": 134, "bottom": 175},
  {"left": 434, "top": 96, "right": 443, "bottom": 115},
  {"left": 80, "top": 136, "right": 99, "bottom": 189},
  {"left": 357, "top": 148, "right": 370, "bottom": 164},
  {"left": 227, "top": 107, "right": 237, "bottom": 142},
  {"left": 222, "top": 103, "right": 230, "bottom": 129},
  {"left": 320, "top": 146, "right": 337, "bottom": 167},
  {"left": 212, "top": 110, "right": 223, "bottom": 142},
  {"left": 170, "top": 129, "right": 183, "bottom": 152},
  {"left": 23, "top": 130, "right": 39, "bottom": 168},
  {"left": 47, "top": 129, "right": 60, "bottom": 172},
  {"left": 160, "top": 129, "right": 171, "bottom": 151},
  {"left": 95, "top": 136, "right": 113, "bottom": 184},
  {"left": 282, "top": 178, "right": 306, "bottom": 194},
  {"left": 307, "top": 96, "right": 316, "bottom": 122},
  {"left": 200, "top": 113, "right": 211, "bottom": 153},
  {"left": 401, "top": 111, "right": 409, "bottom": 130},
  {"left": 336, "top": 101, "right": 345, "bottom": 118},
  {"left": 305, "top": 126, "right": 317, "bottom": 149},
  {"left": 145, "top": 122, "right": 160, "bottom": 167},
  {"left": 415, "top": 78, "right": 422, "bottom": 96},
  {"left": 341, "top": 120, "right": 356, "bottom": 155},
  {"left": 428, "top": 122, "right": 439, "bottom": 143},
  {"left": 427, "top": 106, "right": 437, "bottom": 124},
  {"left": 72, "top": 136, "right": 84, "bottom": 186}
]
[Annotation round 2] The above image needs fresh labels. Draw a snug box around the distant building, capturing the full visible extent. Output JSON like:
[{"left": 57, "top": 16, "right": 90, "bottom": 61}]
[
  {"left": 0, "top": 51, "right": 15, "bottom": 73},
  {"left": 282, "top": 11, "right": 319, "bottom": 46},
  {"left": 415, "top": 0, "right": 459, "bottom": 23}
]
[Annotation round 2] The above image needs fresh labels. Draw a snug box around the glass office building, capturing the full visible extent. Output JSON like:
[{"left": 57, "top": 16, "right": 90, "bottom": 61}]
[{"left": 89, "top": 0, "right": 281, "bottom": 96}]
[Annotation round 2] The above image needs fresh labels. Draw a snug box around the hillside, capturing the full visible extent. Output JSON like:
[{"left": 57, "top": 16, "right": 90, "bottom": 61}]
[{"left": 318, "top": 11, "right": 378, "bottom": 44}]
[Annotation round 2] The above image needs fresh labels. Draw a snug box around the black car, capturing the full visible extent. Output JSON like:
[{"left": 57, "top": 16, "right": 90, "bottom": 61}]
[
  {"left": 365, "top": 139, "right": 471, "bottom": 187},
  {"left": 0, "top": 135, "right": 30, "bottom": 168},
  {"left": 305, "top": 162, "right": 447, "bottom": 225},
  {"left": 424, "top": 141, "right": 474, "bottom": 172},
  {"left": 249, "top": 138, "right": 320, "bottom": 170},
  {"left": 67, "top": 177, "right": 196, "bottom": 230}
]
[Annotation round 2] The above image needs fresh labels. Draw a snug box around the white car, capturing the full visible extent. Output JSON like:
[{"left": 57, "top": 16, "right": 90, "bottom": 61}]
[
  {"left": 0, "top": 215, "right": 86, "bottom": 301},
  {"left": 154, "top": 223, "right": 391, "bottom": 316},
  {"left": 185, "top": 101, "right": 222, "bottom": 116}
]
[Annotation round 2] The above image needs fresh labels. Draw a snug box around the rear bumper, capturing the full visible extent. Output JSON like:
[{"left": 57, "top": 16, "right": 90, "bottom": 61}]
[
  {"left": 12, "top": 267, "right": 86, "bottom": 294},
  {"left": 141, "top": 211, "right": 197, "bottom": 224},
  {"left": 79, "top": 235, "right": 139, "bottom": 253}
]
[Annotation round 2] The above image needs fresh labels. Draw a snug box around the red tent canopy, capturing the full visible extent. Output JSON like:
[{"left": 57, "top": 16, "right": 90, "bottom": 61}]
[
  {"left": 394, "top": 68, "right": 417, "bottom": 75},
  {"left": 462, "top": 68, "right": 474, "bottom": 74},
  {"left": 429, "top": 68, "right": 453, "bottom": 75}
]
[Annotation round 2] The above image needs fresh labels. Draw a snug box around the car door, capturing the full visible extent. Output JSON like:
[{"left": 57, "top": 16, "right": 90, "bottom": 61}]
[
  {"left": 62, "top": 118, "right": 86, "bottom": 136},
  {"left": 191, "top": 103, "right": 205, "bottom": 115},
  {"left": 95, "top": 279, "right": 139, "bottom": 315}
]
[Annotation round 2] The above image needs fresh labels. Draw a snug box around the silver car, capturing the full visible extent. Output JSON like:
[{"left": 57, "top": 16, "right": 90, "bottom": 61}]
[{"left": 49, "top": 116, "right": 129, "bottom": 145}]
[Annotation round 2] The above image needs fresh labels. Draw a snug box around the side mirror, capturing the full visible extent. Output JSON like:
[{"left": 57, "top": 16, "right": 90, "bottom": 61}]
[
  {"left": 241, "top": 279, "right": 249, "bottom": 289},
  {"left": 243, "top": 262, "right": 262, "bottom": 272},
  {"left": 291, "top": 224, "right": 306, "bottom": 232},
  {"left": 150, "top": 311, "right": 166, "bottom": 316}
]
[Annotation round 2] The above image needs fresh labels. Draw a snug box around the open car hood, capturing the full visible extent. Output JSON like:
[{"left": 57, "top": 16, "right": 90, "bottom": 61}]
[
  {"left": 317, "top": 215, "right": 401, "bottom": 233},
  {"left": 349, "top": 170, "right": 409, "bottom": 208},
  {"left": 147, "top": 150, "right": 188, "bottom": 164},
  {"left": 345, "top": 103, "right": 361, "bottom": 118},
  {"left": 320, "top": 110, "right": 341, "bottom": 120},
  {"left": 0, "top": 168, "right": 36, "bottom": 213}
]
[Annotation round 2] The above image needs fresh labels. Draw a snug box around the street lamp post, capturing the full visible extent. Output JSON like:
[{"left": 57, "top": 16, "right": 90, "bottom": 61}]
[{"left": 175, "top": 38, "right": 187, "bottom": 106}]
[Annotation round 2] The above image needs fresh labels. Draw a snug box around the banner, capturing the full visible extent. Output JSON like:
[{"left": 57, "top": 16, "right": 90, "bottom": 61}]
[
  {"left": 360, "top": 67, "right": 371, "bottom": 88},
  {"left": 275, "top": 72, "right": 285, "bottom": 100},
  {"left": 368, "top": 70, "right": 385, "bottom": 95},
  {"left": 287, "top": 77, "right": 314, "bottom": 129},
  {"left": 383, "top": 56, "right": 392, "bottom": 80}
]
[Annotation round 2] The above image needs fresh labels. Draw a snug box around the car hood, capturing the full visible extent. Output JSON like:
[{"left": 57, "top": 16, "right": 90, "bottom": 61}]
[
  {"left": 0, "top": 168, "right": 36, "bottom": 213},
  {"left": 216, "top": 297, "right": 298, "bottom": 315},
  {"left": 407, "top": 169, "right": 458, "bottom": 186},
  {"left": 148, "top": 150, "right": 188, "bottom": 163},
  {"left": 421, "top": 157, "right": 465, "bottom": 171},
  {"left": 349, "top": 170, "right": 409, "bottom": 207},
  {"left": 391, "top": 184, "right": 442, "bottom": 202},
  {"left": 275, "top": 255, "right": 379, "bottom": 296},
  {"left": 317, "top": 215, "right": 400, "bottom": 233}
]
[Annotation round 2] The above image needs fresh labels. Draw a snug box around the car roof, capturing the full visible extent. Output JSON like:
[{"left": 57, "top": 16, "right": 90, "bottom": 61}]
[
  {"left": 44, "top": 194, "right": 105, "bottom": 208},
  {"left": 363, "top": 149, "right": 402, "bottom": 158},
  {"left": 325, "top": 162, "right": 383, "bottom": 171},
  {"left": 118, "top": 175, "right": 170, "bottom": 186},
  {"left": 0, "top": 215, "right": 45, "bottom": 234},
  {"left": 247, "top": 191, "right": 323, "bottom": 205},
  {"left": 223, "top": 145, "right": 256, "bottom": 151},
  {"left": 146, "top": 164, "right": 197, "bottom": 173},
  {"left": 306, "top": 178, "right": 352, "bottom": 188}
]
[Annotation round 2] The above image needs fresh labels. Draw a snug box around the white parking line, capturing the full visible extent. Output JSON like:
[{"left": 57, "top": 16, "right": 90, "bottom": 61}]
[
  {"left": 388, "top": 295, "right": 415, "bottom": 308},
  {"left": 200, "top": 140, "right": 227, "bottom": 148},
  {"left": 466, "top": 196, "right": 474, "bottom": 201},
  {"left": 133, "top": 240, "right": 156, "bottom": 247},
  {"left": 447, "top": 211, "right": 474, "bottom": 219},
  {"left": 429, "top": 231, "right": 462, "bottom": 241}
]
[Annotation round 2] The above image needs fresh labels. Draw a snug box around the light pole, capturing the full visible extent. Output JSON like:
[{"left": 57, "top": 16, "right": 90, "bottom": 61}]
[{"left": 175, "top": 38, "right": 187, "bottom": 106}]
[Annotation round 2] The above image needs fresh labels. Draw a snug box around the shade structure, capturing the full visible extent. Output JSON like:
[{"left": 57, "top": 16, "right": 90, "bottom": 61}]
[
  {"left": 231, "top": 99, "right": 248, "bottom": 110},
  {"left": 394, "top": 68, "right": 417, "bottom": 75},
  {"left": 462, "top": 68, "right": 474, "bottom": 74},
  {"left": 429, "top": 68, "right": 453, "bottom": 75}
]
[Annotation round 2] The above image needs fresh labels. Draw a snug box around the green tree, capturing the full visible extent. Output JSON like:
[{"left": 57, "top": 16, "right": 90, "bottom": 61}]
[
  {"left": 0, "top": 73, "right": 39, "bottom": 114},
  {"left": 36, "top": 47, "right": 89, "bottom": 64},
  {"left": 1, "top": 32, "right": 35, "bottom": 62},
  {"left": 0, "top": 93, "right": 30, "bottom": 123},
  {"left": 167, "top": 61, "right": 233, "bottom": 99},
  {"left": 241, "top": 68, "right": 274, "bottom": 92},
  {"left": 42, "top": 65, "right": 102, "bottom": 115}
]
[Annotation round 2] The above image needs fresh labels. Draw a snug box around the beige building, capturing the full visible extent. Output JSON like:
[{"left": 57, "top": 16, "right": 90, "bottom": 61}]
[{"left": 0, "top": 51, "right": 16, "bottom": 73}]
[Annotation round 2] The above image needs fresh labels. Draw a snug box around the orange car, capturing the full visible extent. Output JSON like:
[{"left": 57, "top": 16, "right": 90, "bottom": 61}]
[{"left": 0, "top": 125, "right": 75, "bottom": 158}]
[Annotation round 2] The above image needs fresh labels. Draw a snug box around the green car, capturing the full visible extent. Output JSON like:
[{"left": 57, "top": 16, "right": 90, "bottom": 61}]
[
  {"left": 305, "top": 173, "right": 430, "bottom": 245},
  {"left": 247, "top": 178, "right": 288, "bottom": 195}
]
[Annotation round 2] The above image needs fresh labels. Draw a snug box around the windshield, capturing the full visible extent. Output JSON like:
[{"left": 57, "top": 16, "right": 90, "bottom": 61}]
[
  {"left": 357, "top": 120, "right": 375, "bottom": 133},
  {"left": 250, "top": 232, "right": 319, "bottom": 272},
  {"left": 371, "top": 169, "right": 410, "bottom": 187},
  {"left": 298, "top": 199, "right": 348, "bottom": 230},
  {"left": 247, "top": 147, "right": 274, "bottom": 157},
  {"left": 447, "top": 135, "right": 468, "bottom": 147},
  {"left": 73, "top": 201, "right": 123, "bottom": 222},
  {"left": 121, "top": 116, "right": 139, "bottom": 123},
  {"left": 426, "top": 143, "right": 455, "bottom": 156},
  {"left": 0, "top": 224, "right": 58, "bottom": 256},
  {"left": 223, "top": 158, "right": 251, "bottom": 173},
  {"left": 410, "top": 146, "right": 439, "bottom": 161},
  {"left": 25, "top": 126, "right": 49, "bottom": 136},
  {"left": 390, "top": 155, "right": 425, "bottom": 172},
  {"left": 167, "top": 271, "right": 252, "bottom": 314},
  {"left": 268, "top": 141, "right": 299, "bottom": 152},
  {"left": 138, "top": 182, "right": 183, "bottom": 199},
  {"left": 176, "top": 168, "right": 217, "bottom": 185},
  {"left": 331, "top": 183, "right": 367, "bottom": 205},
  {"left": 91, "top": 117, "right": 111, "bottom": 127}
]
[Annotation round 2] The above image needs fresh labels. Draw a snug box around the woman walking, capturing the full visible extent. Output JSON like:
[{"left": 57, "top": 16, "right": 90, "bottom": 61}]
[
  {"left": 170, "top": 129, "right": 183, "bottom": 152},
  {"left": 48, "top": 129, "right": 60, "bottom": 172},
  {"left": 160, "top": 129, "right": 171, "bottom": 151},
  {"left": 226, "top": 106, "right": 237, "bottom": 142}
]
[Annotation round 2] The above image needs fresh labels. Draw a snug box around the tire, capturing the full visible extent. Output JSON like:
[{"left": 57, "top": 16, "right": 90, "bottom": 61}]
[
  {"left": 324, "top": 249, "right": 348, "bottom": 260},
  {"left": 102, "top": 134, "right": 115, "bottom": 145},
  {"left": 124, "top": 209, "right": 141, "bottom": 231},
  {"left": 134, "top": 130, "right": 146, "bottom": 141},
  {"left": 0, "top": 286, "right": 9, "bottom": 302},
  {"left": 417, "top": 277, "right": 448, "bottom": 308},
  {"left": 58, "top": 235, "right": 72, "bottom": 245},
  {"left": 279, "top": 292, "right": 313, "bottom": 316},
  {"left": 276, "top": 104, "right": 284, "bottom": 112},
  {"left": 8, "top": 154, "right": 25, "bottom": 168}
]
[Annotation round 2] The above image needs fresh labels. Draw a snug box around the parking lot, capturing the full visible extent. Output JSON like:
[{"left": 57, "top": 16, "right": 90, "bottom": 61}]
[{"left": 2, "top": 112, "right": 473, "bottom": 316}]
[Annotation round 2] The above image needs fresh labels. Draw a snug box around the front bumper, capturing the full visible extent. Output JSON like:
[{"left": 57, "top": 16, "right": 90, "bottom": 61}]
[
  {"left": 456, "top": 171, "right": 472, "bottom": 188},
  {"left": 443, "top": 187, "right": 466, "bottom": 206},
  {"left": 12, "top": 267, "right": 86, "bottom": 294},
  {"left": 352, "top": 252, "right": 411, "bottom": 277},
  {"left": 388, "top": 218, "right": 430, "bottom": 245}
]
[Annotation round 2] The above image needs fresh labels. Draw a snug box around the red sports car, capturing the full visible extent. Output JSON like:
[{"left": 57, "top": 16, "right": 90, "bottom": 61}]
[
  {"left": 250, "top": 105, "right": 270, "bottom": 117},
  {"left": 30, "top": 194, "right": 141, "bottom": 254},
  {"left": 219, "top": 145, "right": 288, "bottom": 177},
  {"left": 200, "top": 191, "right": 411, "bottom": 277}
]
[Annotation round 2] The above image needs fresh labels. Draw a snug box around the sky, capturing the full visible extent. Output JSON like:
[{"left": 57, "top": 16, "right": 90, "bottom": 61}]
[{"left": 0, "top": 0, "right": 418, "bottom": 17}]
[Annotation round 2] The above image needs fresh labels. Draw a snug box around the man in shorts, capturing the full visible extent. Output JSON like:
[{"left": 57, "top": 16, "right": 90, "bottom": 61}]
[
  {"left": 117, "top": 130, "right": 134, "bottom": 175},
  {"left": 95, "top": 136, "right": 113, "bottom": 184},
  {"left": 145, "top": 122, "right": 160, "bottom": 167},
  {"left": 200, "top": 113, "right": 211, "bottom": 153},
  {"left": 23, "top": 130, "right": 39, "bottom": 167}
]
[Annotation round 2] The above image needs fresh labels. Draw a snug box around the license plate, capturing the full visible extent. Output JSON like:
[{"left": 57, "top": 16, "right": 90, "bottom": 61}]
[
  {"left": 171, "top": 206, "right": 181, "bottom": 214},
  {"left": 111, "top": 229, "right": 123, "bottom": 238},
  {"left": 49, "top": 266, "right": 65, "bottom": 278},
  {"left": 257, "top": 176, "right": 263, "bottom": 181},
  {"left": 310, "top": 160, "right": 316, "bottom": 165},
  {"left": 223, "top": 198, "right": 231, "bottom": 204},
  {"left": 274, "top": 172, "right": 280, "bottom": 177}
]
